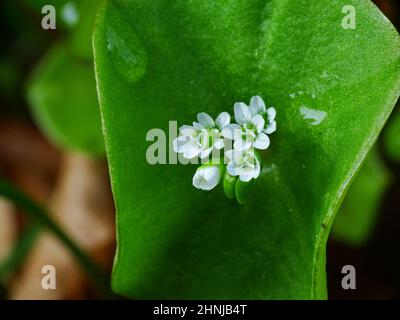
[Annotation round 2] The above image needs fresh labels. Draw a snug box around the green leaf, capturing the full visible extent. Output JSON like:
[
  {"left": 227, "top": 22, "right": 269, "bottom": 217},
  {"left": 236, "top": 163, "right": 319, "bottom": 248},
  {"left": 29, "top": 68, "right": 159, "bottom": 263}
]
[
  {"left": 332, "top": 148, "right": 390, "bottom": 246},
  {"left": 28, "top": 43, "right": 105, "bottom": 155},
  {"left": 94, "top": 0, "right": 400, "bottom": 299},
  {"left": 384, "top": 110, "right": 400, "bottom": 162},
  {"left": 25, "top": 0, "right": 104, "bottom": 155},
  {"left": 69, "top": 0, "right": 104, "bottom": 60}
]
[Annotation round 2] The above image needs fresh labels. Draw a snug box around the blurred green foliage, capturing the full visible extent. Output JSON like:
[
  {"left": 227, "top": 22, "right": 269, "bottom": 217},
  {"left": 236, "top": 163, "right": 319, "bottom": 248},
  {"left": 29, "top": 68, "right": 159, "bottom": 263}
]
[
  {"left": 333, "top": 149, "right": 390, "bottom": 245},
  {"left": 384, "top": 110, "right": 400, "bottom": 162},
  {"left": 28, "top": 43, "right": 105, "bottom": 155},
  {"left": 26, "top": 0, "right": 105, "bottom": 155}
]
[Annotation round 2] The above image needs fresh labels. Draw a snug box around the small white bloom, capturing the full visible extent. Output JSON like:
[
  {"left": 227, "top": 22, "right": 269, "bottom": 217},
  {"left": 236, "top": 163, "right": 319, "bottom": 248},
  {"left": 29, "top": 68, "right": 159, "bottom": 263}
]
[
  {"left": 173, "top": 112, "right": 230, "bottom": 159},
  {"left": 225, "top": 148, "right": 261, "bottom": 182},
  {"left": 264, "top": 107, "right": 276, "bottom": 134},
  {"left": 192, "top": 164, "right": 222, "bottom": 190},
  {"left": 249, "top": 96, "right": 276, "bottom": 135},
  {"left": 248, "top": 95, "right": 266, "bottom": 116},
  {"left": 222, "top": 102, "right": 270, "bottom": 151}
]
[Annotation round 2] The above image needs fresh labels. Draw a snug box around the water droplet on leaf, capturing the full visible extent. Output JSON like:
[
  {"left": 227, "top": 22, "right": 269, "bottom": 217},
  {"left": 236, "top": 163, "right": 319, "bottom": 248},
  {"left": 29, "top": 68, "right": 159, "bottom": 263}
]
[
  {"left": 105, "top": 8, "right": 147, "bottom": 84},
  {"left": 299, "top": 106, "right": 327, "bottom": 125}
]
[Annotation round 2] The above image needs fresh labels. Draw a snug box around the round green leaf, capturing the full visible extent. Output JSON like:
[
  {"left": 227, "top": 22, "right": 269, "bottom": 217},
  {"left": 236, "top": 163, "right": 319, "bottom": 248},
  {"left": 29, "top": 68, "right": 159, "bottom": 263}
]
[
  {"left": 28, "top": 44, "right": 105, "bottom": 155},
  {"left": 94, "top": 0, "right": 400, "bottom": 299}
]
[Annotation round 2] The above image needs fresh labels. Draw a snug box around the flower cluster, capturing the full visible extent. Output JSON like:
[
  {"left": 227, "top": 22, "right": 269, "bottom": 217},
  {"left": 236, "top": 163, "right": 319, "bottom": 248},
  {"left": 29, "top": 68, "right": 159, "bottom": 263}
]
[{"left": 173, "top": 96, "right": 276, "bottom": 194}]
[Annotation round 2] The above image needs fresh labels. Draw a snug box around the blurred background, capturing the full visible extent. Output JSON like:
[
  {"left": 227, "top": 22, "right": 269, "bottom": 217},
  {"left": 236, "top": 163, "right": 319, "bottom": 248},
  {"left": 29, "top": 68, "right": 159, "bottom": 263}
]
[{"left": 0, "top": 0, "right": 399, "bottom": 299}]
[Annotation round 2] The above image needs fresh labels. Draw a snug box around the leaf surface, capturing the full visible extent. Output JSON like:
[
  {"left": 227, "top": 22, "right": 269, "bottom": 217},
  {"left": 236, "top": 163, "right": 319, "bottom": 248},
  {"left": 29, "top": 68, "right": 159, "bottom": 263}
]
[{"left": 94, "top": 0, "right": 400, "bottom": 299}]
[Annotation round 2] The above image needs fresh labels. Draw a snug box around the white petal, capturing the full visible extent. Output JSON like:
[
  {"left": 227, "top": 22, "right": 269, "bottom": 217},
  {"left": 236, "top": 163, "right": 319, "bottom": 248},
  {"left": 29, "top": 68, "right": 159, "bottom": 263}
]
[
  {"left": 264, "top": 121, "right": 276, "bottom": 134},
  {"left": 253, "top": 132, "right": 270, "bottom": 150},
  {"left": 192, "top": 165, "right": 221, "bottom": 190},
  {"left": 234, "top": 139, "right": 252, "bottom": 151},
  {"left": 197, "top": 112, "right": 215, "bottom": 129},
  {"left": 183, "top": 144, "right": 200, "bottom": 159},
  {"left": 172, "top": 138, "right": 180, "bottom": 153},
  {"left": 239, "top": 174, "right": 253, "bottom": 182},
  {"left": 221, "top": 123, "right": 242, "bottom": 140},
  {"left": 203, "top": 165, "right": 219, "bottom": 180},
  {"left": 214, "top": 138, "right": 225, "bottom": 150},
  {"left": 253, "top": 114, "right": 265, "bottom": 133},
  {"left": 193, "top": 122, "right": 203, "bottom": 131},
  {"left": 225, "top": 149, "right": 235, "bottom": 161},
  {"left": 267, "top": 107, "right": 276, "bottom": 121},
  {"left": 248, "top": 105, "right": 258, "bottom": 117},
  {"left": 200, "top": 147, "right": 213, "bottom": 159},
  {"left": 253, "top": 161, "right": 261, "bottom": 179},
  {"left": 226, "top": 149, "right": 243, "bottom": 162},
  {"left": 234, "top": 165, "right": 250, "bottom": 177},
  {"left": 215, "top": 112, "right": 230, "bottom": 129},
  {"left": 192, "top": 173, "right": 204, "bottom": 189},
  {"left": 173, "top": 136, "right": 189, "bottom": 153},
  {"left": 227, "top": 162, "right": 238, "bottom": 176},
  {"left": 250, "top": 96, "right": 266, "bottom": 114},
  {"left": 179, "top": 125, "right": 196, "bottom": 137},
  {"left": 234, "top": 102, "right": 251, "bottom": 125}
]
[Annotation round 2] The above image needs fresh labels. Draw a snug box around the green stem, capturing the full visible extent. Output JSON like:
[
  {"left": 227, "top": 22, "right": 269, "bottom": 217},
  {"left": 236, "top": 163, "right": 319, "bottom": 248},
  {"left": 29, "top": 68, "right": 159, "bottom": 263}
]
[
  {"left": 0, "top": 179, "right": 113, "bottom": 297},
  {"left": 0, "top": 224, "right": 40, "bottom": 281}
]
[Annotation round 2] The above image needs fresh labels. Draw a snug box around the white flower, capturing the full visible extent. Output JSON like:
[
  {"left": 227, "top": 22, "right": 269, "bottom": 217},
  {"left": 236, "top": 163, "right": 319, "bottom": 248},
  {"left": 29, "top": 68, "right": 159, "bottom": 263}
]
[
  {"left": 173, "top": 112, "right": 230, "bottom": 159},
  {"left": 248, "top": 96, "right": 276, "bottom": 135},
  {"left": 225, "top": 148, "right": 261, "bottom": 182},
  {"left": 222, "top": 102, "right": 270, "bottom": 151},
  {"left": 192, "top": 164, "right": 222, "bottom": 190}
]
